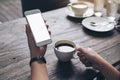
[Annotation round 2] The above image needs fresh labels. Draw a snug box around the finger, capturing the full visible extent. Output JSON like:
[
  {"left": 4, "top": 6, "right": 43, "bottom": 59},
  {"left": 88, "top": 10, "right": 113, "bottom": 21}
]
[
  {"left": 43, "top": 20, "right": 50, "bottom": 34},
  {"left": 25, "top": 24, "right": 36, "bottom": 46},
  {"left": 79, "top": 55, "right": 86, "bottom": 63},
  {"left": 80, "top": 58, "right": 87, "bottom": 65},
  {"left": 48, "top": 29, "right": 51, "bottom": 35},
  {"left": 46, "top": 24, "right": 51, "bottom": 35},
  {"left": 25, "top": 24, "right": 33, "bottom": 38},
  {"left": 85, "top": 62, "right": 92, "bottom": 67},
  {"left": 79, "top": 55, "right": 89, "bottom": 63},
  {"left": 43, "top": 45, "right": 47, "bottom": 49},
  {"left": 79, "top": 57, "right": 91, "bottom": 66},
  {"left": 77, "top": 47, "right": 91, "bottom": 55},
  {"left": 39, "top": 45, "right": 47, "bottom": 49},
  {"left": 76, "top": 47, "right": 86, "bottom": 52},
  {"left": 80, "top": 56, "right": 86, "bottom": 60},
  {"left": 25, "top": 24, "right": 30, "bottom": 33},
  {"left": 40, "top": 46, "right": 46, "bottom": 51},
  {"left": 39, "top": 45, "right": 47, "bottom": 56},
  {"left": 46, "top": 24, "right": 49, "bottom": 29},
  {"left": 83, "top": 60, "right": 92, "bottom": 67},
  {"left": 87, "top": 47, "right": 93, "bottom": 51},
  {"left": 44, "top": 20, "right": 46, "bottom": 23},
  {"left": 77, "top": 52, "right": 84, "bottom": 57},
  {"left": 25, "top": 24, "right": 31, "bottom": 39},
  {"left": 44, "top": 20, "right": 49, "bottom": 29}
]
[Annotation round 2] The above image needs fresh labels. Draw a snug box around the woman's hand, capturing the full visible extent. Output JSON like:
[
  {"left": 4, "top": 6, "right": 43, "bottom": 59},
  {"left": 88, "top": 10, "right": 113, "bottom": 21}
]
[
  {"left": 77, "top": 47, "right": 106, "bottom": 69},
  {"left": 25, "top": 23, "right": 50, "bottom": 80},
  {"left": 77, "top": 47, "right": 120, "bottom": 80},
  {"left": 25, "top": 24, "right": 50, "bottom": 58}
]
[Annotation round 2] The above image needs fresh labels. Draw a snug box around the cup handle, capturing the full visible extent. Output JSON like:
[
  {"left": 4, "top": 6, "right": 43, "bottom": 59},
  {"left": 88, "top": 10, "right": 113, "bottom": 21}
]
[
  {"left": 67, "top": 4, "right": 72, "bottom": 11},
  {"left": 72, "top": 52, "right": 79, "bottom": 59}
]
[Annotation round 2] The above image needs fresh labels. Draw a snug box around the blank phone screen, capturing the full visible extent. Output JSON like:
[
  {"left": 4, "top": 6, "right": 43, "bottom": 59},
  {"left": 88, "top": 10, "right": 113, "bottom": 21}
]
[{"left": 26, "top": 13, "right": 51, "bottom": 46}]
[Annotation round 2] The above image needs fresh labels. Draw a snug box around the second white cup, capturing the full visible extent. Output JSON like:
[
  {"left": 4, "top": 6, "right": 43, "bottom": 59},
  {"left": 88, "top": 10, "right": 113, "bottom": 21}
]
[{"left": 67, "top": 1, "right": 88, "bottom": 16}]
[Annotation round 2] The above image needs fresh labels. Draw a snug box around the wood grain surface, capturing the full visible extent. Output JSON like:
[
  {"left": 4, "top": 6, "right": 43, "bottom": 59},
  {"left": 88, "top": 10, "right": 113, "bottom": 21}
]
[
  {"left": 0, "top": 7, "right": 120, "bottom": 80},
  {"left": 0, "top": 0, "right": 22, "bottom": 22}
]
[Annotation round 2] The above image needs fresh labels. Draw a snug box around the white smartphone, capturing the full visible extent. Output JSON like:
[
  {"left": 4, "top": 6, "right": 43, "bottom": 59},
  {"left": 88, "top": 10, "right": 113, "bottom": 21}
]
[{"left": 24, "top": 9, "right": 52, "bottom": 47}]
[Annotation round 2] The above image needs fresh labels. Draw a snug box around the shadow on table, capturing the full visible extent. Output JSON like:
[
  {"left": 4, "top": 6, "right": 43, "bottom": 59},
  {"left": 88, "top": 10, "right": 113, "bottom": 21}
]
[
  {"left": 55, "top": 61, "right": 98, "bottom": 80},
  {"left": 66, "top": 16, "right": 84, "bottom": 23},
  {"left": 82, "top": 27, "right": 115, "bottom": 38},
  {"left": 55, "top": 61, "right": 74, "bottom": 79}
]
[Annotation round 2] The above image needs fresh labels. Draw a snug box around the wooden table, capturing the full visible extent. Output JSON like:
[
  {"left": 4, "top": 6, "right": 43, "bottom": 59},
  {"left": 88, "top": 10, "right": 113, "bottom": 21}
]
[{"left": 0, "top": 7, "right": 120, "bottom": 80}]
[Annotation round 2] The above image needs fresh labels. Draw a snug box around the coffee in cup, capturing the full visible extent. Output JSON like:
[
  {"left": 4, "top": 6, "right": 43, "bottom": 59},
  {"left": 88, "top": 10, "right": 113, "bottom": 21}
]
[
  {"left": 54, "top": 40, "right": 76, "bottom": 62},
  {"left": 67, "top": 2, "right": 88, "bottom": 16}
]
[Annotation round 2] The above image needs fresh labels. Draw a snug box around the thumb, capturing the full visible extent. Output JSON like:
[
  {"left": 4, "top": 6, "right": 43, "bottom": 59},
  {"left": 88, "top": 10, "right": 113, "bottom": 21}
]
[
  {"left": 76, "top": 47, "right": 91, "bottom": 55},
  {"left": 77, "top": 47, "right": 86, "bottom": 53}
]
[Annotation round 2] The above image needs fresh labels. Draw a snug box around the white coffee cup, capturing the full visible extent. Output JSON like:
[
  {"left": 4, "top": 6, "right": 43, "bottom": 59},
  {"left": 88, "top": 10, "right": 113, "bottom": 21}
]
[
  {"left": 67, "top": 2, "right": 88, "bottom": 16},
  {"left": 54, "top": 40, "right": 76, "bottom": 62}
]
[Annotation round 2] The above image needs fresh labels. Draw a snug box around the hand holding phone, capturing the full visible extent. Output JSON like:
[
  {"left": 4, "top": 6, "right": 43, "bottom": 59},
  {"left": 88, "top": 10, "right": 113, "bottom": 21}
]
[{"left": 24, "top": 9, "right": 52, "bottom": 47}]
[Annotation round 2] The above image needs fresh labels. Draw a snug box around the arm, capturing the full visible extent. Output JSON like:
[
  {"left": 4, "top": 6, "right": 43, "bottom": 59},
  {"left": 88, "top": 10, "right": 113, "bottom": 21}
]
[
  {"left": 96, "top": 59, "right": 120, "bottom": 80},
  {"left": 77, "top": 47, "right": 120, "bottom": 80},
  {"left": 26, "top": 24, "right": 49, "bottom": 80},
  {"left": 31, "top": 62, "right": 48, "bottom": 80}
]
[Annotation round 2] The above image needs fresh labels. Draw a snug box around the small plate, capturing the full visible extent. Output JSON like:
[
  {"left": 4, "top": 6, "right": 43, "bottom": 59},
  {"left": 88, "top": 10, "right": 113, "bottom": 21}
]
[
  {"left": 66, "top": 1, "right": 94, "bottom": 18},
  {"left": 66, "top": 7, "right": 94, "bottom": 18},
  {"left": 82, "top": 17, "right": 115, "bottom": 32}
]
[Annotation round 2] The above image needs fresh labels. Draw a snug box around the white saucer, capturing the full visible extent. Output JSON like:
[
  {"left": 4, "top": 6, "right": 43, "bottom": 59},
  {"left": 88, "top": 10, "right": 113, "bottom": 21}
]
[
  {"left": 66, "top": 1, "right": 94, "bottom": 18},
  {"left": 82, "top": 17, "right": 115, "bottom": 32},
  {"left": 66, "top": 7, "right": 94, "bottom": 18}
]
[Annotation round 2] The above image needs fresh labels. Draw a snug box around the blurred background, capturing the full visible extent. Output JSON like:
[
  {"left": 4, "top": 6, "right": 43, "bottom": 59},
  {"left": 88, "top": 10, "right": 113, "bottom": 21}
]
[
  {"left": 0, "top": 0, "right": 93, "bottom": 23},
  {"left": 0, "top": 0, "right": 22, "bottom": 22}
]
